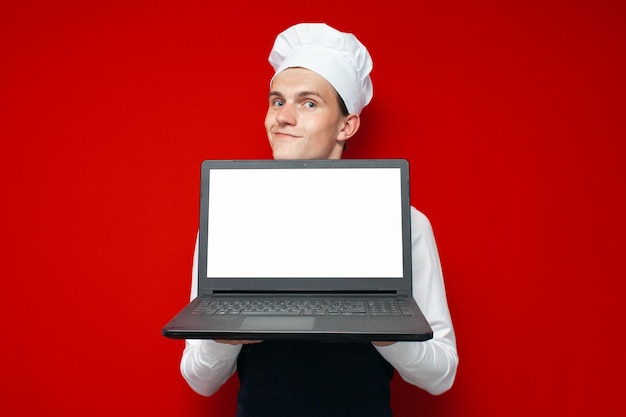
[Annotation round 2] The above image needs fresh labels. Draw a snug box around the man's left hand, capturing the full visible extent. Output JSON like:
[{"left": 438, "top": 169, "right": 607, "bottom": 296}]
[{"left": 372, "top": 341, "right": 397, "bottom": 346}]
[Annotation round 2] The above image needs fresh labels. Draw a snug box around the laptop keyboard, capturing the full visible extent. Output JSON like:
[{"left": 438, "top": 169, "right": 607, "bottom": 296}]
[{"left": 192, "top": 299, "right": 414, "bottom": 316}]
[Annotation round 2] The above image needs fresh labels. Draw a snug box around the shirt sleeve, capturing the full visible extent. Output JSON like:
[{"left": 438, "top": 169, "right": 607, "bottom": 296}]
[
  {"left": 373, "top": 207, "right": 459, "bottom": 395},
  {"left": 179, "top": 234, "right": 241, "bottom": 396}
]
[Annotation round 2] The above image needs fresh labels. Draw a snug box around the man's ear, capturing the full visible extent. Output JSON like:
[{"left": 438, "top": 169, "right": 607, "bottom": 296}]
[{"left": 337, "top": 114, "right": 361, "bottom": 142}]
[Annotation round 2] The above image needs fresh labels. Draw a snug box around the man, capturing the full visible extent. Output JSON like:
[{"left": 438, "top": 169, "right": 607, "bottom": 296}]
[{"left": 180, "top": 23, "right": 458, "bottom": 417}]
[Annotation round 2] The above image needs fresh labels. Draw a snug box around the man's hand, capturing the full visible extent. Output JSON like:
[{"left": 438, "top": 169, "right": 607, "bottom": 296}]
[
  {"left": 372, "top": 341, "right": 397, "bottom": 347},
  {"left": 215, "top": 340, "right": 395, "bottom": 346},
  {"left": 214, "top": 340, "right": 263, "bottom": 345}
]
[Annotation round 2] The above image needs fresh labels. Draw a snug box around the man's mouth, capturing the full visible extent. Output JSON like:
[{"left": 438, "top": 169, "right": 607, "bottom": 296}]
[{"left": 273, "top": 131, "right": 300, "bottom": 139}]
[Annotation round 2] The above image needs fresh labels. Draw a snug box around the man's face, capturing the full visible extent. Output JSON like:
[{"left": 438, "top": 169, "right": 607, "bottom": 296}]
[{"left": 265, "top": 67, "right": 348, "bottom": 160}]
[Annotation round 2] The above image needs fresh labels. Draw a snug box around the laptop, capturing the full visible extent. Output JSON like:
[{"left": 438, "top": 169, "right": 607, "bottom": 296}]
[{"left": 162, "top": 159, "right": 433, "bottom": 342}]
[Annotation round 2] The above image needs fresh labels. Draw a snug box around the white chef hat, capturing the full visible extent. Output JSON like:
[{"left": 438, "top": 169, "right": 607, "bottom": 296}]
[{"left": 268, "top": 23, "right": 373, "bottom": 115}]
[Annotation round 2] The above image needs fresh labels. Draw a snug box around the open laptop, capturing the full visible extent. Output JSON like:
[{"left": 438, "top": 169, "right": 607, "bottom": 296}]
[{"left": 162, "top": 159, "right": 433, "bottom": 342}]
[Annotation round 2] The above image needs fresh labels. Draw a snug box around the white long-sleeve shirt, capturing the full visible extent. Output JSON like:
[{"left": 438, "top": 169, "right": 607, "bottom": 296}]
[{"left": 180, "top": 207, "right": 458, "bottom": 396}]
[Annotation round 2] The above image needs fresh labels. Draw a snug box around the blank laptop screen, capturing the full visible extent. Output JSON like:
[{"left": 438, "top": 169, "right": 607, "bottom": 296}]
[{"left": 206, "top": 168, "right": 403, "bottom": 278}]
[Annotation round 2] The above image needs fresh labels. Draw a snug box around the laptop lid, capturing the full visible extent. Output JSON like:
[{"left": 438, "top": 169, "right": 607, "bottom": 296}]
[{"left": 197, "top": 159, "right": 412, "bottom": 295}]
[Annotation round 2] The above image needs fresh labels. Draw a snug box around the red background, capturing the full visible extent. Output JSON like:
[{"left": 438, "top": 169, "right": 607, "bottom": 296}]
[{"left": 1, "top": 1, "right": 625, "bottom": 416}]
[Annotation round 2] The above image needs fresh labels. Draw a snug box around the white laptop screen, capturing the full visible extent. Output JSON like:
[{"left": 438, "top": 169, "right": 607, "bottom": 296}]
[{"left": 206, "top": 168, "right": 403, "bottom": 278}]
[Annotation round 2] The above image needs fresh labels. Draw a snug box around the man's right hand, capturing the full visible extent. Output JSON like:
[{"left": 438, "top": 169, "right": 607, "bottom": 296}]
[{"left": 214, "top": 340, "right": 263, "bottom": 345}]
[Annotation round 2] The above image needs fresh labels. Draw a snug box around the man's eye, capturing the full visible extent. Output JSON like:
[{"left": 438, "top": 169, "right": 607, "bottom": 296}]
[
  {"left": 304, "top": 101, "right": 316, "bottom": 109},
  {"left": 272, "top": 99, "right": 284, "bottom": 107}
]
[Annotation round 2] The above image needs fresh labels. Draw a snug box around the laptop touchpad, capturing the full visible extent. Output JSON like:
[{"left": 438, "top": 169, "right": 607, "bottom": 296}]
[{"left": 240, "top": 317, "right": 316, "bottom": 330}]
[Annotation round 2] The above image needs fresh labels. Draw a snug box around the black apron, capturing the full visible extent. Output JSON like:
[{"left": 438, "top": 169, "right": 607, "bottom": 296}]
[{"left": 236, "top": 341, "right": 394, "bottom": 417}]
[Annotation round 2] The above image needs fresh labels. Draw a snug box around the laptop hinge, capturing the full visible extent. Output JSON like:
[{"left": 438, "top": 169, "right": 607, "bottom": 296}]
[{"left": 210, "top": 290, "right": 398, "bottom": 295}]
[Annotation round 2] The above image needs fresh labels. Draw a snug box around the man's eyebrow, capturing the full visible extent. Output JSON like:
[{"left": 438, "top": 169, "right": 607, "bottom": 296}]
[{"left": 268, "top": 90, "right": 326, "bottom": 102}]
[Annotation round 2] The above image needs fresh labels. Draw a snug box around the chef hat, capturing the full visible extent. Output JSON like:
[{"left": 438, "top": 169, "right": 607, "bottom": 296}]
[{"left": 268, "top": 23, "right": 373, "bottom": 115}]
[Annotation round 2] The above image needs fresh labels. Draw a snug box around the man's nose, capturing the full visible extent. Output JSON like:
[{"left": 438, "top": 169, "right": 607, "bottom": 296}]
[{"left": 276, "top": 103, "right": 296, "bottom": 124}]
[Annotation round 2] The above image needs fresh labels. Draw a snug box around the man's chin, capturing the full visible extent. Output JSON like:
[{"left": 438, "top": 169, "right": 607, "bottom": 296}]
[{"left": 272, "top": 147, "right": 304, "bottom": 160}]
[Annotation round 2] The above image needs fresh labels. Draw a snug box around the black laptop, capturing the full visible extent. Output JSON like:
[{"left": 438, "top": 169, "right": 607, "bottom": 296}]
[{"left": 162, "top": 159, "right": 433, "bottom": 342}]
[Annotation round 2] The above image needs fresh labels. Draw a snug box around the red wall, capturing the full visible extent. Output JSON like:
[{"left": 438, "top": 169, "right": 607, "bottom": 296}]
[{"left": 2, "top": 1, "right": 624, "bottom": 416}]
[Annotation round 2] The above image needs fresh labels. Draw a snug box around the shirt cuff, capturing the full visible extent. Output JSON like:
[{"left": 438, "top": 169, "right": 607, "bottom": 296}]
[
  {"left": 198, "top": 339, "right": 242, "bottom": 360},
  {"left": 374, "top": 341, "right": 423, "bottom": 367}
]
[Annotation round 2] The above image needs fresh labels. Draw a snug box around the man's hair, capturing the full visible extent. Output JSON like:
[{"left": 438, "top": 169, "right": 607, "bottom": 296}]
[
  {"left": 337, "top": 92, "right": 349, "bottom": 116},
  {"left": 337, "top": 92, "right": 350, "bottom": 150}
]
